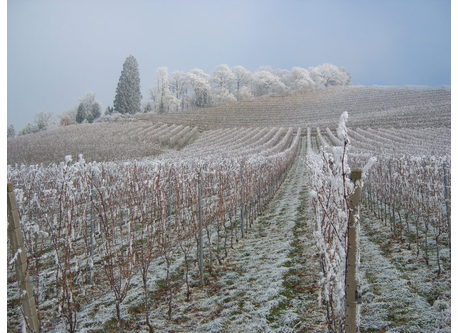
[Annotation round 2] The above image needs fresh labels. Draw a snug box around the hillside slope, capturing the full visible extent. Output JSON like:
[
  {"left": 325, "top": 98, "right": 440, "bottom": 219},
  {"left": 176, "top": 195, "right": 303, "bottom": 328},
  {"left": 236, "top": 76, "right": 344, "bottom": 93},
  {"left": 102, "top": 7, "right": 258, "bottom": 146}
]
[
  {"left": 137, "top": 86, "right": 450, "bottom": 129},
  {"left": 8, "top": 86, "right": 450, "bottom": 166}
]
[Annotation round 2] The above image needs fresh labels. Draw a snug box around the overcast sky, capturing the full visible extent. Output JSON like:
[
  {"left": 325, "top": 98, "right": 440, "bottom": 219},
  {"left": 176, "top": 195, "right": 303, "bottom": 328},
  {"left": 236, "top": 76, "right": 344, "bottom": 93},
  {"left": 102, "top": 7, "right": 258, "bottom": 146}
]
[{"left": 7, "top": 0, "right": 451, "bottom": 130}]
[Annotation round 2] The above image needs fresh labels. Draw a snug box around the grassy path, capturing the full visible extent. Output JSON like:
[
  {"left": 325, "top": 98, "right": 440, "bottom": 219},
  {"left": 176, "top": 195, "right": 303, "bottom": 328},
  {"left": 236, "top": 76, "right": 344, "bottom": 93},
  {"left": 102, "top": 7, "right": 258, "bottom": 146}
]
[{"left": 135, "top": 140, "right": 325, "bottom": 332}]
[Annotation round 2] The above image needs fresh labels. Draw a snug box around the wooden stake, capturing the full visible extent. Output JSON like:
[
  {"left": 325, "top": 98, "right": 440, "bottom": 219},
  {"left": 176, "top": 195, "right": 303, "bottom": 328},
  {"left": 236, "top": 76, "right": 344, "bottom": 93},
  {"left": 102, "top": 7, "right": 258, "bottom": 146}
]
[
  {"left": 345, "top": 170, "right": 362, "bottom": 333},
  {"left": 239, "top": 163, "right": 245, "bottom": 238},
  {"left": 197, "top": 173, "right": 204, "bottom": 286},
  {"left": 7, "top": 184, "right": 40, "bottom": 333}
]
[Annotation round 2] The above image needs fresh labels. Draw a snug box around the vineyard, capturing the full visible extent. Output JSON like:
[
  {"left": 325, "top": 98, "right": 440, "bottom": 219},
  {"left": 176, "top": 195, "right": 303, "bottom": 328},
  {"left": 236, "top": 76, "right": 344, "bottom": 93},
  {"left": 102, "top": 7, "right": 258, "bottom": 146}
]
[
  {"left": 7, "top": 121, "right": 199, "bottom": 166},
  {"left": 138, "top": 86, "right": 450, "bottom": 130},
  {"left": 7, "top": 86, "right": 451, "bottom": 332}
]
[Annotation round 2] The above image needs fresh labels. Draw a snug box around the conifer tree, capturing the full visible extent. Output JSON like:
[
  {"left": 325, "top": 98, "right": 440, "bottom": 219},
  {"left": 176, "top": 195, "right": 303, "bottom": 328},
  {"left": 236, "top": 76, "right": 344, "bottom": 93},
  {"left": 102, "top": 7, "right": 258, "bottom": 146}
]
[
  {"left": 76, "top": 104, "right": 86, "bottom": 124},
  {"left": 113, "top": 55, "right": 142, "bottom": 114}
]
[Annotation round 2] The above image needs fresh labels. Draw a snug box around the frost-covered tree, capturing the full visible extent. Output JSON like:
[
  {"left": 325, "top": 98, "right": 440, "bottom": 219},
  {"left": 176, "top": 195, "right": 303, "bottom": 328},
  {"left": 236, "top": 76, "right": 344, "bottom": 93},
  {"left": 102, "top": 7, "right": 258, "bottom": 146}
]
[
  {"left": 149, "top": 63, "right": 351, "bottom": 109},
  {"left": 212, "top": 64, "right": 235, "bottom": 91},
  {"left": 170, "top": 71, "right": 185, "bottom": 98},
  {"left": 19, "top": 123, "right": 37, "bottom": 136},
  {"left": 232, "top": 65, "right": 251, "bottom": 98},
  {"left": 211, "top": 64, "right": 236, "bottom": 104},
  {"left": 237, "top": 86, "right": 253, "bottom": 101},
  {"left": 311, "top": 63, "right": 351, "bottom": 87},
  {"left": 76, "top": 93, "right": 101, "bottom": 123},
  {"left": 286, "top": 67, "right": 315, "bottom": 90},
  {"left": 35, "top": 112, "right": 53, "bottom": 131},
  {"left": 86, "top": 103, "right": 101, "bottom": 123},
  {"left": 251, "top": 70, "right": 286, "bottom": 96},
  {"left": 152, "top": 67, "right": 180, "bottom": 113},
  {"left": 275, "top": 69, "right": 291, "bottom": 88},
  {"left": 18, "top": 112, "right": 53, "bottom": 135},
  {"left": 212, "top": 87, "right": 237, "bottom": 105},
  {"left": 7, "top": 124, "right": 15, "bottom": 138},
  {"left": 113, "top": 55, "right": 142, "bottom": 114},
  {"left": 170, "top": 71, "right": 189, "bottom": 110},
  {"left": 154, "top": 67, "right": 169, "bottom": 113},
  {"left": 187, "top": 69, "right": 212, "bottom": 108}
]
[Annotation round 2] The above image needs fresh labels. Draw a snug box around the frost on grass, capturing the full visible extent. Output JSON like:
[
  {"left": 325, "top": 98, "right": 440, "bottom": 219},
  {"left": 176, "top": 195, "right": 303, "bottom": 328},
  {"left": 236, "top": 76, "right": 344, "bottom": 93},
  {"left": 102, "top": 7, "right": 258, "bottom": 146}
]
[
  {"left": 359, "top": 215, "right": 450, "bottom": 332},
  {"left": 73, "top": 151, "right": 313, "bottom": 332},
  {"left": 143, "top": 146, "right": 322, "bottom": 332}
]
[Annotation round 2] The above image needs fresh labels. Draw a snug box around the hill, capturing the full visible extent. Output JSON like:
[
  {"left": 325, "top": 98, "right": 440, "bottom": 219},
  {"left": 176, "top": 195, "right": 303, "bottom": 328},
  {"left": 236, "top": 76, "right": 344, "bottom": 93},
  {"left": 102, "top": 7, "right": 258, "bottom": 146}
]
[
  {"left": 7, "top": 86, "right": 450, "bottom": 166},
  {"left": 7, "top": 85, "right": 451, "bottom": 332},
  {"left": 137, "top": 86, "right": 450, "bottom": 129}
]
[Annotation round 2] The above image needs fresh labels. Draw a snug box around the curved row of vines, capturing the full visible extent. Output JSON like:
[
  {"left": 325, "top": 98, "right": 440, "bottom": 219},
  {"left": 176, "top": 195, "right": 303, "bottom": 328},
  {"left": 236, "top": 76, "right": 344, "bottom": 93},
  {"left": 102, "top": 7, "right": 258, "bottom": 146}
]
[{"left": 7, "top": 128, "right": 300, "bottom": 332}]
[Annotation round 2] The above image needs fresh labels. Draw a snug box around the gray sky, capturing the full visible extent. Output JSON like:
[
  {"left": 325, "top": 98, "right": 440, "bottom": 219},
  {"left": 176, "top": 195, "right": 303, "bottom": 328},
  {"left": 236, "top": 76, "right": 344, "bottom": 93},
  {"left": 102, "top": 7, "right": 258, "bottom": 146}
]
[{"left": 7, "top": 0, "right": 451, "bottom": 130}]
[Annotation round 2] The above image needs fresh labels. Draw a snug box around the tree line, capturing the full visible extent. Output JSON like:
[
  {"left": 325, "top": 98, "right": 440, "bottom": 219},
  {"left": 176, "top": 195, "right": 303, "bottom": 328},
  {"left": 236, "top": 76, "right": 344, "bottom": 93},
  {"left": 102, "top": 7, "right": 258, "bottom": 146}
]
[
  {"left": 149, "top": 63, "right": 351, "bottom": 113},
  {"left": 9, "top": 55, "right": 350, "bottom": 136}
]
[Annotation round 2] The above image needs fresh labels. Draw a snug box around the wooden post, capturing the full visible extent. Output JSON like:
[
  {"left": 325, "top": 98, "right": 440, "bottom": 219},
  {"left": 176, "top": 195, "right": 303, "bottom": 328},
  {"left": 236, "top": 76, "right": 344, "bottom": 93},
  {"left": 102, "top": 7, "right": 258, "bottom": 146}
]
[
  {"left": 443, "top": 163, "right": 451, "bottom": 251},
  {"left": 7, "top": 184, "right": 40, "bottom": 333},
  {"left": 197, "top": 173, "right": 204, "bottom": 286},
  {"left": 345, "top": 170, "right": 362, "bottom": 333},
  {"left": 88, "top": 171, "right": 95, "bottom": 284},
  {"left": 239, "top": 163, "right": 245, "bottom": 238}
]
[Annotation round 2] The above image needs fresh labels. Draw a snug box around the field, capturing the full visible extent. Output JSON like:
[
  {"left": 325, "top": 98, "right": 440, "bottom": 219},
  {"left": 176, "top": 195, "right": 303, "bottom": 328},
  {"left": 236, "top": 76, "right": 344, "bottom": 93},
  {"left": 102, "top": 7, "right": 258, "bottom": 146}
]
[
  {"left": 7, "top": 121, "right": 199, "bottom": 166},
  {"left": 7, "top": 86, "right": 451, "bottom": 332},
  {"left": 138, "top": 86, "right": 450, "bottom": 130}
]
